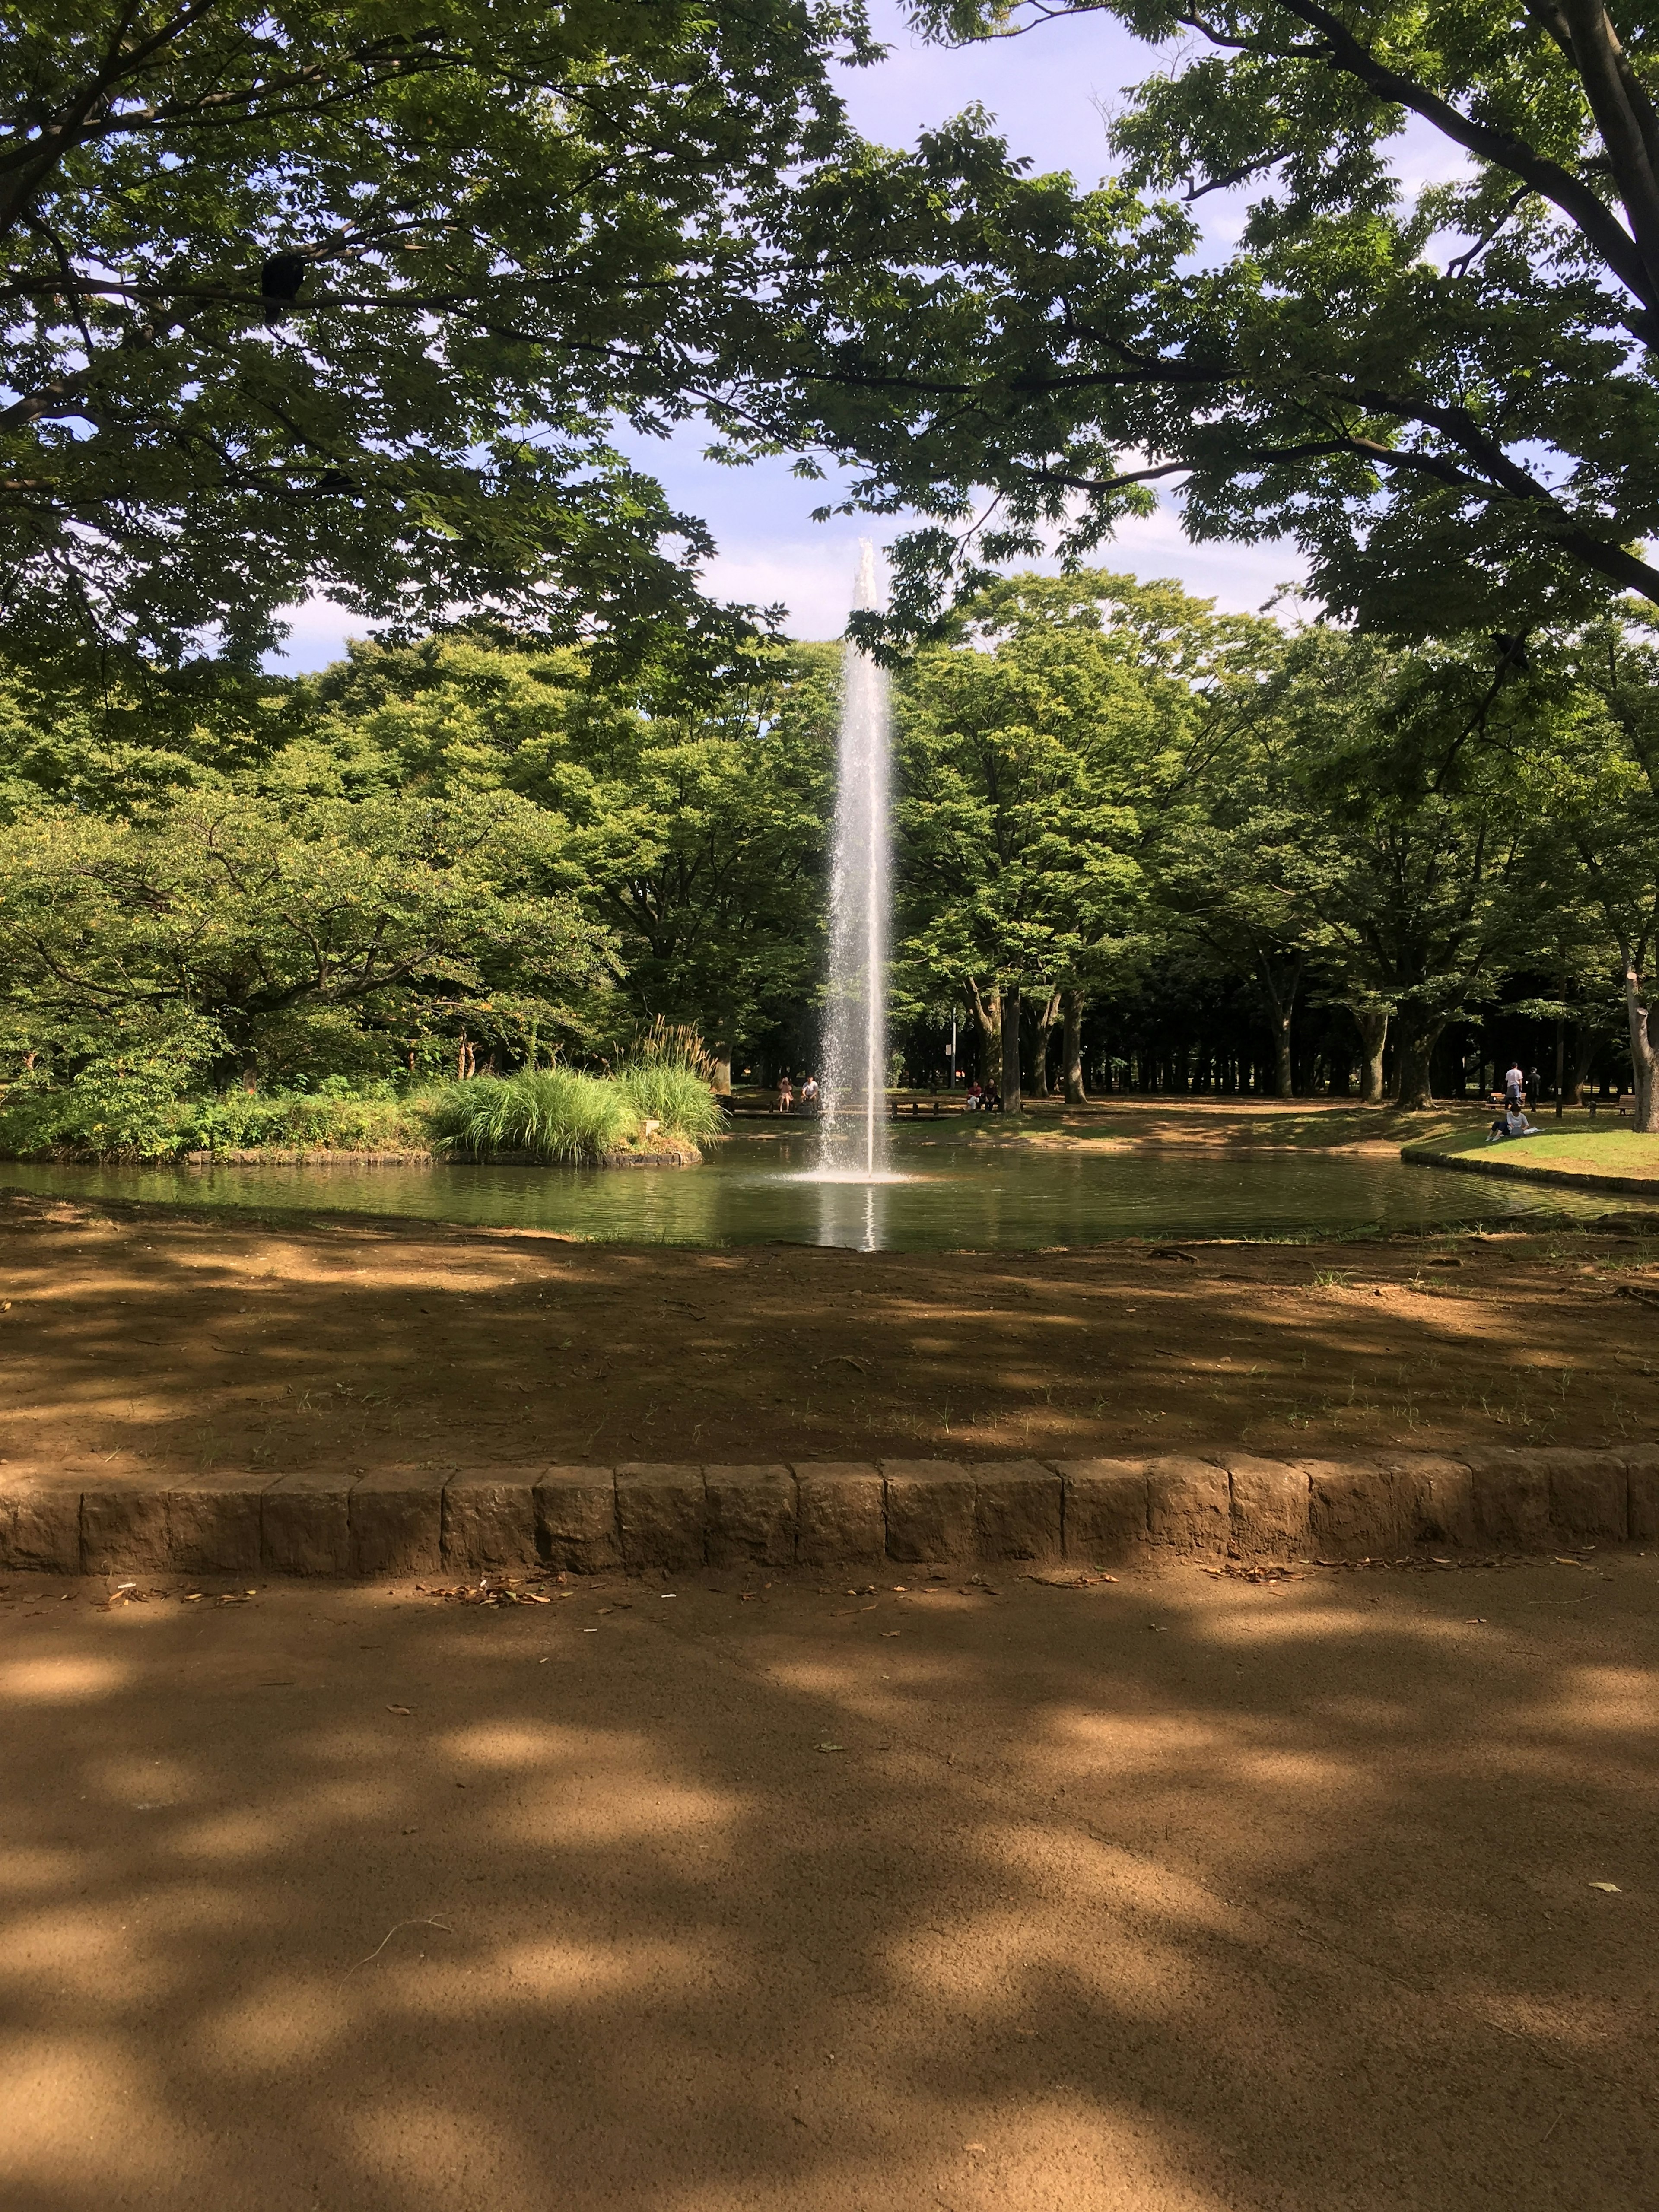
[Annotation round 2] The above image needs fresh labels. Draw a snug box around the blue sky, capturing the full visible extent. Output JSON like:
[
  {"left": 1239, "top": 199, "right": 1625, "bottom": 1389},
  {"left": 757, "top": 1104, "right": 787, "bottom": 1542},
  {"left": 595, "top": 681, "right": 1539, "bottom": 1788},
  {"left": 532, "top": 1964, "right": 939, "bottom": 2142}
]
[{"left": 270, "top": 1, "right": 1307, "bottom": 670}]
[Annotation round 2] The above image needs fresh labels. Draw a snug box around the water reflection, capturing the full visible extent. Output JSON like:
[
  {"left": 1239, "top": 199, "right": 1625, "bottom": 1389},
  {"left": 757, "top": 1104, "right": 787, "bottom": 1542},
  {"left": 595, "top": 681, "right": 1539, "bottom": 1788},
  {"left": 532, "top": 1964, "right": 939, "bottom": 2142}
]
[{"left": 0, "top": 1128, "right": 1610, "bottom": 1252}]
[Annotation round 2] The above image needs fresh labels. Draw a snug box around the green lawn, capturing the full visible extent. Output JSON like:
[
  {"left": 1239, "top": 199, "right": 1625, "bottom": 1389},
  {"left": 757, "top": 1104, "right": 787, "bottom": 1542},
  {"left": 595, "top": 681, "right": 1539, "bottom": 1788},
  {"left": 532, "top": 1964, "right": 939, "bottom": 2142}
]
[{"left": 1414, "top": 1125, "right": 1659, "bottom": 1182}]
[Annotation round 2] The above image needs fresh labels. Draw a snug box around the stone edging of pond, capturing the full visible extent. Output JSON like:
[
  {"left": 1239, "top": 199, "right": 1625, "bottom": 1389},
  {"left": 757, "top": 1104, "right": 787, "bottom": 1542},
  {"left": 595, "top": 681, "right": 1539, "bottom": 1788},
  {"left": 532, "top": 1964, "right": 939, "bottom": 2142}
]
[
  {"left": 3, "top": 1448, "right": 1653, "bottom": 1579},
  {"left": 1402, "top": 1144, "right": 1659, "bottom": 1198}
]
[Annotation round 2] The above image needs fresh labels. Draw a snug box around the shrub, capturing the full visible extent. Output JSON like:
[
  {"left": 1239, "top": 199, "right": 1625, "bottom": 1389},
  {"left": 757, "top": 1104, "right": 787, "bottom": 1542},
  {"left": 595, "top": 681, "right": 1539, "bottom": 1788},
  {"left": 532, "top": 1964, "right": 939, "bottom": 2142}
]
[
  {"left": 423, "top": 1069, "right": 635, "bottom": 1163},
  {"left": 0, "top": 1057, "right": 190, "bottom": 1159},
  {"left": 0, "top": 1077, "right": 422, "bottom": 1160}
]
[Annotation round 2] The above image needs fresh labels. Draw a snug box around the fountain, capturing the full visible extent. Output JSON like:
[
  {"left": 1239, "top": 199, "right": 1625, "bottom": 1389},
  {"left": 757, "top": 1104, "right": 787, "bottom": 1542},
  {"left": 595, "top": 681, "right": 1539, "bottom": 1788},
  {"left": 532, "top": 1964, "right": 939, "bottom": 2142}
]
[{"left": 817, "top": 543, "right": 893, "bottom": 1183}]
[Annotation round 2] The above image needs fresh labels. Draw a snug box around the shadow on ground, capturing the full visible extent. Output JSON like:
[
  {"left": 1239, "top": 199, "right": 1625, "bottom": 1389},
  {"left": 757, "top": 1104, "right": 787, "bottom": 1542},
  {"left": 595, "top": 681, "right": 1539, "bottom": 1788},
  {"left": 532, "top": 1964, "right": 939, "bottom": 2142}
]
[
  {"left": 1, "top": 1194, "right": 1656, "bottom": 1470},
  {"left": 1, "top": 1556, "right": 1654, "bottom": 2210}
]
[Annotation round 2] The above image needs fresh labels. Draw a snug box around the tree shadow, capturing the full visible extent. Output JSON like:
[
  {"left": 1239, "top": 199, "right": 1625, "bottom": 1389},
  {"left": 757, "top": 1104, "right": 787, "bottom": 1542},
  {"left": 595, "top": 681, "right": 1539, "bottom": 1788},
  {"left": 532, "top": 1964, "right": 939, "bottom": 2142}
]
[{"left": 1, "top": 1560, "right": 1654, "bottom": 2209}]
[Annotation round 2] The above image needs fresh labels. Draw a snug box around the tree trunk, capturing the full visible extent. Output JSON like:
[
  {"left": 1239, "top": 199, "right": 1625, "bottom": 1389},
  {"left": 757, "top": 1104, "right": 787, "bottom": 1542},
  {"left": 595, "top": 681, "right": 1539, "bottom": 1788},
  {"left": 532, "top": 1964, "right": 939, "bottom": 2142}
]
[
  {"left": 1626, "top": 957, "right": 1659, "bottom": 1130},
  {"left": 1001, "top": 983, "right": 1023, "bottom": 1112},
  {"left": 1062, "top": 988, "right": 1087, "bottom": 1105},
  {"left": 711, "top": 1046, "right": 733, "bottom": 1096},
  {"left": 1350, "top": 1007, "right": 1389, "bottom": 1106},
  {"left": 1392, "top": 1016, "right": 1445, "bottom": 1111},
  {"left": 1255, "top": 951, "right": 1303, "bottom": 1099},
  {"left": 1028, "top": 988, "right": 1060, "bottom": 1095},
  {"left": 966, "top": 979, "right": 1001, "bottom": 1089}
]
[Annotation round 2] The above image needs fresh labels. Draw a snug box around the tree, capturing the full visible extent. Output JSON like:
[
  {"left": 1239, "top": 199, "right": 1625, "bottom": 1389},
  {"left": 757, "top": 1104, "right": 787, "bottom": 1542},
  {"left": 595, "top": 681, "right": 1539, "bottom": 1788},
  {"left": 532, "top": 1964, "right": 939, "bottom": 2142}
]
[
  {"left": 0, "top": 1, "right": 872, "bottom": 674},
  {"left": 298, "top": 631, "right": 838, "bottom": 1061},
  {"left": 0, "top": 786, "right": 600, "bottom": 1085},
  {"left": 1245, "top": 629, "right": 1550, "bottom": 1108},
  {"left": 1514, "top": 619, "right": 1659, "bottom": 1126},
  {"left": 893, "top": 571, "right": 1246, "bottom": 1104},
  {"left": 720, "top": 1, "right": 1659, "bottom": 642}
]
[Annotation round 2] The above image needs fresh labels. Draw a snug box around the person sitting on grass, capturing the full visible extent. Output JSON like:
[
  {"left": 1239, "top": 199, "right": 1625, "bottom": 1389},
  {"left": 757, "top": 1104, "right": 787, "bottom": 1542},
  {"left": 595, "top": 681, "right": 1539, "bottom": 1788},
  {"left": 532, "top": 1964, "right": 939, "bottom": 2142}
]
[{"left": 1487, "top": 1103, "right": 1540, "bottom": 1142}]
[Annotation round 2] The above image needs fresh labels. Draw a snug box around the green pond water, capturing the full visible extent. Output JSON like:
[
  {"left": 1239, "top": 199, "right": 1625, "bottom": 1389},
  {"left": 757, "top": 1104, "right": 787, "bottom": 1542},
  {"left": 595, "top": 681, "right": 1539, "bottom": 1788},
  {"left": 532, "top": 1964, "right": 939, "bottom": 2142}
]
[{"left": 0, "top": 1126, "right": 1613, "bottom": 1250}]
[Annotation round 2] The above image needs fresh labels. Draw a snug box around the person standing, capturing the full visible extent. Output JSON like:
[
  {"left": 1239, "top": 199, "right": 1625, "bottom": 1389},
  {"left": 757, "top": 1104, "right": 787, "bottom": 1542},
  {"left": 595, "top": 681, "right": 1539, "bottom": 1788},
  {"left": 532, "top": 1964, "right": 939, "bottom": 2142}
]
[{"left": 1504, "top": 1060, "right": 1526, "bottom": 1110}]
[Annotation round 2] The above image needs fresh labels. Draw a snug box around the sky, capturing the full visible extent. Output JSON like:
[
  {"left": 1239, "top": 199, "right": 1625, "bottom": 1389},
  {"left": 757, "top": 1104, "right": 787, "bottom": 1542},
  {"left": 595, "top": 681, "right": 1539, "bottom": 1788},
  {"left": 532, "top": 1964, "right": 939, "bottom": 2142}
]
[{"left": 269, "top": 1, "right": 1305, "bottom": 671}]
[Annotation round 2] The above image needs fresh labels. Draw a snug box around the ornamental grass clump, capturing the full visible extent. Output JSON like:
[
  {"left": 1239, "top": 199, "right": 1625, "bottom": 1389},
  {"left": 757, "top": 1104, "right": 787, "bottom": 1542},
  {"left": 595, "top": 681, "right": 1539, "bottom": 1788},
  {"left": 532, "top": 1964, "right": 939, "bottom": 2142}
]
[
  {"left": 425, "top": 1068, "right": 634, "bottom": 1164},
  {"left": 613, "top": 1058, "right": 725, "bottom": 1146}
]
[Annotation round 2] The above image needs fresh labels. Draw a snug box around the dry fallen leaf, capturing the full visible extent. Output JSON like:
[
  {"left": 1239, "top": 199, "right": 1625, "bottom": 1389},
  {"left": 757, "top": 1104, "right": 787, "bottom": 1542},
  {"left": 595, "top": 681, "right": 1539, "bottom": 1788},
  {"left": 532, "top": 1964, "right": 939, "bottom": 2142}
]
[
  {"left": 1589, "top": 1881, "right": 1622, "bottom": 1893},
  {"left": 386, "top": 1704, "right": 413, "bottom": 1715}
]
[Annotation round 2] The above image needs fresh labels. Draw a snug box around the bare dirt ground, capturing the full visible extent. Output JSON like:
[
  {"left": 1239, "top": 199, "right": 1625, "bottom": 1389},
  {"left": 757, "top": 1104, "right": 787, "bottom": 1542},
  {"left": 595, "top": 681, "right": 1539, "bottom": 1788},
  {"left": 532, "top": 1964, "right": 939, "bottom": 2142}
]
[
  {"left": 2, "top": 1557, "right": 1654, "bottom": 2211},
  {"left": 0, "top": 1182, "right": 1655, "bottom": 1481}
]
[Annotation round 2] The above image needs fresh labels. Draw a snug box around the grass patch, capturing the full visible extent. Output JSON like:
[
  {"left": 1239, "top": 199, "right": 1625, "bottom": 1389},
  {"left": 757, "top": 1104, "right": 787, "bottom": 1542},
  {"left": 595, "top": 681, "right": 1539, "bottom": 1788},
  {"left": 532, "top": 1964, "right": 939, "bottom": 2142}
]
[
  {"left": 425, "top": 1061, "right": 723, "bottom": 1165},
  {"left": 426, "top": 1069, "right": 635, "bottom": 1164},
  {"left": 1416, "top": 1128, "right": 1659, "bottom": 1181}
]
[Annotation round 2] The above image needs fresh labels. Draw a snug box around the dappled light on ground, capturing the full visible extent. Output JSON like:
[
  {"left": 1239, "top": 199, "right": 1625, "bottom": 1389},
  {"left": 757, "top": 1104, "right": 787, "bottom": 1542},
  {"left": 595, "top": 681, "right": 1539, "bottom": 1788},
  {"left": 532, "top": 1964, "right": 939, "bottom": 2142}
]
[
  {"left": 1, "top": 1558, "right": 1654, "bottom": 2211},
  {"left": 1, "top": 1191, "right": 1656, "bottom": 1468}
]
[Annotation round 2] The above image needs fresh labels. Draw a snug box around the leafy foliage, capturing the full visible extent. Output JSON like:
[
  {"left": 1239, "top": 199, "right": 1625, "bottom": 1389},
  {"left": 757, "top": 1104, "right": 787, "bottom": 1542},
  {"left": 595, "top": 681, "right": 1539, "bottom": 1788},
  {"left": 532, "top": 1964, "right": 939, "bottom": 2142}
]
[
  {"left": 0, "top": 1068, "right": 417, "bottom": 1160},
  {"left": 719, "top": 0, "right": 1659, "bottom": 640},
  {"left": 0, "top": 0, "right": 873, "bottom": 674},
  {"left": 0, "top": 784, "right": 603, "bottom": 1084}
]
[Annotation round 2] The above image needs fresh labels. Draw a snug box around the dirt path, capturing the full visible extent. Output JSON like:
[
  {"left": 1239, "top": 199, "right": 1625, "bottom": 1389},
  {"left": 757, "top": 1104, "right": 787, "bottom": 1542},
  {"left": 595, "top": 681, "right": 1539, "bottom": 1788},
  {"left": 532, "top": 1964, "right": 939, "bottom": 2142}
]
[
  {"left": 2, "top": 1558, "right": 1654, "bottom": 2210},
  {"left": 0, "top": 1190, "right": 1655, "bottom": 1480}
]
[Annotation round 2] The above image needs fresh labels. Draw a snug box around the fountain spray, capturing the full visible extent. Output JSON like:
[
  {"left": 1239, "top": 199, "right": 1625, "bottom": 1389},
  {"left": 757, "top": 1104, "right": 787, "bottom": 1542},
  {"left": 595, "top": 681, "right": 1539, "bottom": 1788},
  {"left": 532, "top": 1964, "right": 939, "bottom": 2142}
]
[{"left": 819, "top": 543, "right": 891, "bottom": 1180}]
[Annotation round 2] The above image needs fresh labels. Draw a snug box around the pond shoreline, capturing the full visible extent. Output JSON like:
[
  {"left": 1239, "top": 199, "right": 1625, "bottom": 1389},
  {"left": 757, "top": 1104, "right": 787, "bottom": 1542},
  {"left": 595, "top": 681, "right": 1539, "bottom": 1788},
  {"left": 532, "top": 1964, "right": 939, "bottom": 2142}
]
[
  {"left": 0, "top": 1144, "right": 700, "bottom": 1170},
  {"left": 1403, "top": 1144, "right": 1659, "bottom": 1198}
]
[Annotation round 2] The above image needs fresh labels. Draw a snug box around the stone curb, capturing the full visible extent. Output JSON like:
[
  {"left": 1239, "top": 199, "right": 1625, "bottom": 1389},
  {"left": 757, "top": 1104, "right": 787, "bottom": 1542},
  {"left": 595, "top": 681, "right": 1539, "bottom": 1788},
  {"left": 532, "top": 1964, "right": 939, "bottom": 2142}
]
[{"left": 2, "top": 1447, "right": 1655, "bottom": 1577}]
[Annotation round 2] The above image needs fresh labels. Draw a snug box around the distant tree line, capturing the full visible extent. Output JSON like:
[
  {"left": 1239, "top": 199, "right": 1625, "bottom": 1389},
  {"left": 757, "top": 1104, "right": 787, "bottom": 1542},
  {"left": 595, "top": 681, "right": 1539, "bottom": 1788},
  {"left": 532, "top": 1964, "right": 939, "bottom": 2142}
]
[{"left": 1, "top": 573, "right": 1654, "bottom": 1128}]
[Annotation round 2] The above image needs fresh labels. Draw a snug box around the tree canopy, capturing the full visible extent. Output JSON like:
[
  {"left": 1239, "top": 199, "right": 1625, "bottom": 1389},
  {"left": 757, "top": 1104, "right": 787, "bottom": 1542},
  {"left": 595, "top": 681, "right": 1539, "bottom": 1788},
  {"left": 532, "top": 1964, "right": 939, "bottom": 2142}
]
[
  {"left": 0, "top": 0, "right": 872, "bottom": 675},
  {"left": 716, "top": 0, "right": 1659, "bottom": 642}
]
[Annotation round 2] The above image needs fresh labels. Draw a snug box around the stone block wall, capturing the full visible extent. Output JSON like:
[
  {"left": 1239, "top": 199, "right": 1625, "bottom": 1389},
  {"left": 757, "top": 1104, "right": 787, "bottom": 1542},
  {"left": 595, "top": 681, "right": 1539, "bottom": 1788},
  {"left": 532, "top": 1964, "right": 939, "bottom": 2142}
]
[{"left": 0, "top": 1447, "right": 1652, "bottom": 1578}]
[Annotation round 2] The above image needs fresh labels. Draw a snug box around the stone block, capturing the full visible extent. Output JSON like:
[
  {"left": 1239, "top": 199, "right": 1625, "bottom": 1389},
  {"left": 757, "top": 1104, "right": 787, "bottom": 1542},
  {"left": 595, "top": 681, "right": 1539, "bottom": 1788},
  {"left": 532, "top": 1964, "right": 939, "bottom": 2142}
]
[
  {"left": 350, "top": 1465, "right": 447, "bottom": 1577},
  {"left": 535, "top": 1468, "right": 621, "bottom": 1573},
  {"left": 1541, "top": 1451, "right": 1628, "bottom": 1542},
  {"left": 0, "top": 1475, "right": 81, "bottom": 1573},
  {"left": 1465, "top": 1449, "right": 1551, "bottom": 1548},
  {"left": 881, "top": 1460, "right": 976, "bottom": 1564},
  {"left": 705, "top": 1465, "right": 796, "bottom": 1569},
  {"left": 1627, "top": 1448, "right": 1659, "bottom": 1544},
  {"left": 616, "top": 1464, "right": 705, "bottom": 1570},
  {"left": 262, "top": 1469, "right": 356, "bottom": 1576},
  {"left": 974, "top": 1461, "right": 1062, "bottom": 1561},
  {"left": 794, "top": 1464, "right": 885, "bottom": 1570},
  {"left": 168, "top": 1471, "right": 268, "bottom": 1576},
  {"left": 1145, "top": 1457, "right": 1230, "bottom": 1555},
  {"left": 1055, "top": 1461, "right": 1149, "bottom": 1564},
  {"left": 81, "top": 1483, "right": 172, "bottom": 1575},
  {"left": 442, "top": 1471, "right": 538, "bottom": 1572},
  {"left": 1385, "top": 1453, "right": 1477, "bottom": 1549},
  {"left": 1306, "top": 1459, "right": 1413, "bottom": 1557},
  {"left": 1225, "top": 1456, "right": 1310, "bottom": 1556}
]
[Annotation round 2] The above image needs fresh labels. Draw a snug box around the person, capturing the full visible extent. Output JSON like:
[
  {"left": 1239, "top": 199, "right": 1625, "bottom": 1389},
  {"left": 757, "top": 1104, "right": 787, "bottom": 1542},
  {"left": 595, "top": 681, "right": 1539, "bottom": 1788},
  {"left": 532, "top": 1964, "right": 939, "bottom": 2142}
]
[
  {"left": 776, "top": 1074, "right": 794, "bottom": 1113},
  {"left": 1504, "top": 1060, "right": 1526, "bottom": 1111},
  {"left": 798, "top": 1074, "right": 819, "bottom": 1112},
  {"left": 1488, "top": 1103, "right": 1539, "bottom": 1142},
  {"left": 966, "top": 1080, "right": 982, "bottom": 1111}
]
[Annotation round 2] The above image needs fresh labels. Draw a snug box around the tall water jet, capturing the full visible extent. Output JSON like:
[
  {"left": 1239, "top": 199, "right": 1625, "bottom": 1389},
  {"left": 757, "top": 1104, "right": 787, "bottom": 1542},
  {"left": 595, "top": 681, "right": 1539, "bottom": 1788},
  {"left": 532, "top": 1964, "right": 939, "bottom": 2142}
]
[{"left": 818, "top": 543, "right": 891, "bottom": 1179}]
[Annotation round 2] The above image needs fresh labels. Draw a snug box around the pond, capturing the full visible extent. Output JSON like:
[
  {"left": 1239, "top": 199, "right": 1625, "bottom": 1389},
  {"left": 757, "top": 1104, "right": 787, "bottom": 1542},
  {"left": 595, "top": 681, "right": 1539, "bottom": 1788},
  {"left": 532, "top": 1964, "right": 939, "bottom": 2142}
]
[{"left": 0, "top": 1125, "right": 1615, "bottom": 1250}]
